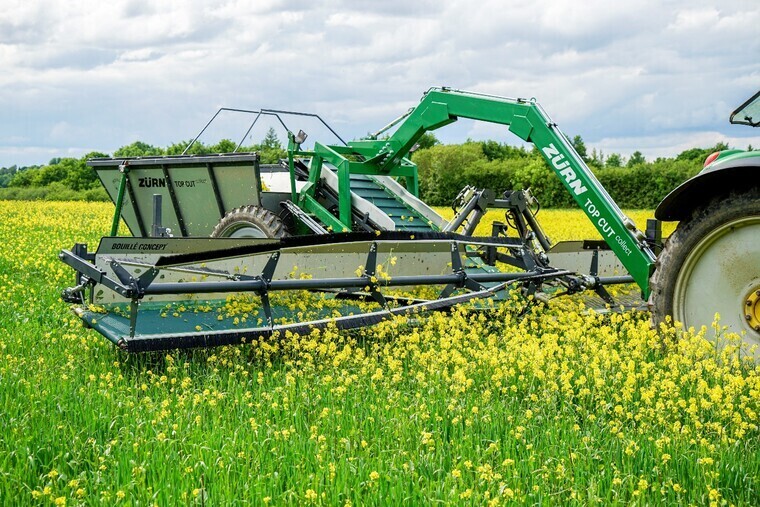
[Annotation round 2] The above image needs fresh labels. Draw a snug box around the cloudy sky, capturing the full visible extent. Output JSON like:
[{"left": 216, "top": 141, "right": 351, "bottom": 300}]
[{"left": 1, "top": 0, "right": 759, "bottom": 167}]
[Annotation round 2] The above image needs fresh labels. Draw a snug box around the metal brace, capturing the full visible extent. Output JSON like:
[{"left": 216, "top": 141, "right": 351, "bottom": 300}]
[
  {"left": 589, "top": 249, "right": 614, "bottom": 305},
  {"left": 439, "top": 242, "right": 485, "bottom": 298},
  {"left": 363, "top": 242, "right": 387, "bottom": 308},
  {"left": 109, "top": 260, "right": 157, "bottom": 337},
  {"left": 108, "top": 259, "right": 141, "bottom": 297},
  {"left": 258, "top": 251, "right": 280, "bottom": 328},
  {"left": 221, "top": 252, "right": 281, "bottom": 328}
]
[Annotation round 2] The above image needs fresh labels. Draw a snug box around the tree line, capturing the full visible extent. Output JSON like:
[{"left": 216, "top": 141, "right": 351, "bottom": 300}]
[
  {"left": 0, "top": 128, "right": 742, "bottom": 208},
  {"left": 411, "top": 134, "right": 736, "bottom": 208},
  {"left": 0, "top": 129, "right": 287, "bottom": 202}
]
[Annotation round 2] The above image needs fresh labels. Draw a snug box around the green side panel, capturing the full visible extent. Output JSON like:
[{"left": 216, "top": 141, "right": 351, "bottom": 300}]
[
  {"left": 92, "top": 154, "right": 261, "bottom": 238},
  {"left": 166, "top": 165, "right": 217, "bottom": 235},
  {"left": 213, "top": 164, "right": 261, "bottom": 216},
  {"left": 96, "top": 169, "right": 143, "bottom": 236}
]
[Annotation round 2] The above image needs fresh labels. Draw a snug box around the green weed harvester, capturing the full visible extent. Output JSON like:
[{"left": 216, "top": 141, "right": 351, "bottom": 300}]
[{"left": 60, "top": 88, "right": 760, "bottom": 353}]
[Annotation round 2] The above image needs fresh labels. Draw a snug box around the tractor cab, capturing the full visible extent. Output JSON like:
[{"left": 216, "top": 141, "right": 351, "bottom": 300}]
[
  {"left": 730, "top": 90, "right": 760, "bottom": 127},
  {"left": 700, "top": 90, "right": 760, "bottom": 172}
]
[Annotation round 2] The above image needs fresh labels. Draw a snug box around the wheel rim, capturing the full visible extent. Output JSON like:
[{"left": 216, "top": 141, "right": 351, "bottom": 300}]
[
  {"left": 745, "top": 289, "right": 760, "bottom": 330},
  {"left": 673, "top": 215, "right": 760, "bottom": 348},
  {"left": 221, "top": 223, "right": 268, "bottom": 238}
]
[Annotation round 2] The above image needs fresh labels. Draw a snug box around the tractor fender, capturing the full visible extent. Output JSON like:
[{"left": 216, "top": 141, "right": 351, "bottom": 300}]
[{"left": 655, "top": 159, "right": 760, "bottom": 221}]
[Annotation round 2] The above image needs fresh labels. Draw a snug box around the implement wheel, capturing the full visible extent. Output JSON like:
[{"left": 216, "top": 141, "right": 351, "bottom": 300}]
[
  {"left": 651, "top": 188, "right": 760, "bottom": 349},
  {"left": 211, "top": 205, "right": 288, "bottom": 239}
]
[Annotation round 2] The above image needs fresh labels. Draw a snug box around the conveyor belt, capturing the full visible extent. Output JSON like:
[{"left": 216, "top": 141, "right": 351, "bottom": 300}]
[{"left": 346, "top": 174, "right": 435, "bottom": 232}]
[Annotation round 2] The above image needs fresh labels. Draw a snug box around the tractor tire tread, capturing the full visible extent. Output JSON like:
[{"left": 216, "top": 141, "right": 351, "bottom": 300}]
[
  {"left": 211, "top": 205, "right": 289, "bottom": 238},
  {"left": 650, "top": 186, "right": 760, "bottom": 329}
]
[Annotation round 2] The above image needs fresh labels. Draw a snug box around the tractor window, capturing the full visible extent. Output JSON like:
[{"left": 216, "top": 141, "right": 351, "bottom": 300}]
[{"left": 730, "top": 90, "right": 760, "bottom": 127}]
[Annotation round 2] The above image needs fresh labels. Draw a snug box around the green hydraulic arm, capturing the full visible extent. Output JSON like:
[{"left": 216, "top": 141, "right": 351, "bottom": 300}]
[{"left": 292, "top": 87, "right": 657, "bottom": 296}]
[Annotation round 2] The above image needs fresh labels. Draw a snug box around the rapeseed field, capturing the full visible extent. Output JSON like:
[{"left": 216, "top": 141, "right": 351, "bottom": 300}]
[{"left": 0, "top": 201, "right": 757, "bottom": 505}]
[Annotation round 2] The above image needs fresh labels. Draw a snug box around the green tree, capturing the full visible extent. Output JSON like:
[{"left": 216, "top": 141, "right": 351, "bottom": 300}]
[
  {"left": 589, "top": 148, "right": 604, "bottom": 168},
  {"left": 571, "top": 135, "right": 588, "bottom": 162},
  {"left": 627, "top": 150, "right": 646, "bottom": 167},
  {"left": 258, "top": 128, "right": 286, "bottom": 164},
  {"left": 113, "top": 141, "right": 163, "bottom": 158},
  {"left": 29, "top": 162, "right": 68, "bottom": 187},
  {"left": 412, "top": 142, "right": 487, "bottom": 204},
  {"left": 64, "top": 153, "right": 107, "bottom": 191},
  {"left": 675, "top": 142, "right": 729, "bottom": 163},
  {"left": 605, "top": 153, "right": 624, "bottom": 168},
  {"left": 164, "top": 140, "right": 210, "bottom": 155},
  {"left": 0, "top": 165, "right": 20, "bottom": 187},
  {"left": 261, "top": 128, "right": 281, "bottom": 150},
  {"left": 8, "top": 167, "right": 35, "bottom": 187},
  {"left": 480, "top": 140, "right": 528, "bottom": 161},
  {"left": 211, "top": 139, "right": 237, "bottom": 153},
  {"left": 416, "top": 133, "right": 440, "bottom": 151}
]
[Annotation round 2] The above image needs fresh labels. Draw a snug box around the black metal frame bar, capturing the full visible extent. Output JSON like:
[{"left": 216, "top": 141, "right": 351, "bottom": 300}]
[
  {"left": 59, "top": 250, "right": 134, "bottom": 298},
  {"left": 137, "top": 270, "right": 562, "bottom": 295},
  {"left": 161, "top": 164, "right": 188, "bottom": 237},
  {"left": 280, "top": 200, "right": 329, "bottom": 235},
  {"left": 124, "top": 173, "right": 147, "bottom": 237},
  {"left": 182, "top": 106, "right": 349, "bottom": 156},
  {"left": 149, "top": 231, "right": 525, "bottom": 269},
  {"left": 206, "top": 163, "right": 226, "bottom": 218}
]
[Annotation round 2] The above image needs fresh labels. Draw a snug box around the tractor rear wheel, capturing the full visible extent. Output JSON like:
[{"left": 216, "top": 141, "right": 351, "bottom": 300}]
[
  {"left": 650, "top": 188, "right": 760, "bottom": 349},
  {"left": 211, "top": 205, "right": 288, "bottom": 239}
]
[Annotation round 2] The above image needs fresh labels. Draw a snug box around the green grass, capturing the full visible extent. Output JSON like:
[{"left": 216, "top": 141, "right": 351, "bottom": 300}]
[{"left": 0, "top": 201, "right": 757, "bottom": 506}]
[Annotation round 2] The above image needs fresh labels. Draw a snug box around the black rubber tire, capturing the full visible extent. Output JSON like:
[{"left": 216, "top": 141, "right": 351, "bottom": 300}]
[
  {"left": 650, "top": 187, "right": 760, "bottom": 333},
  {"left": 211, "top": 205, "right": 289, "bottom": 238}
]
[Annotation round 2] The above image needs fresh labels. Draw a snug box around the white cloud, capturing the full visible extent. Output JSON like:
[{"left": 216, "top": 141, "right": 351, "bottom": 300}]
[
  {"left": 594, "top": 131, "right": 760, "bottom": 161},
  {"left": 0, "top": 0, "right": 758, "bottom": 167},
  {"left": 668, "top": 7, "right": 720, "bottom": 31},
  {"left": 117, "top": 48, "right": 162, "bottom": 62}
]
